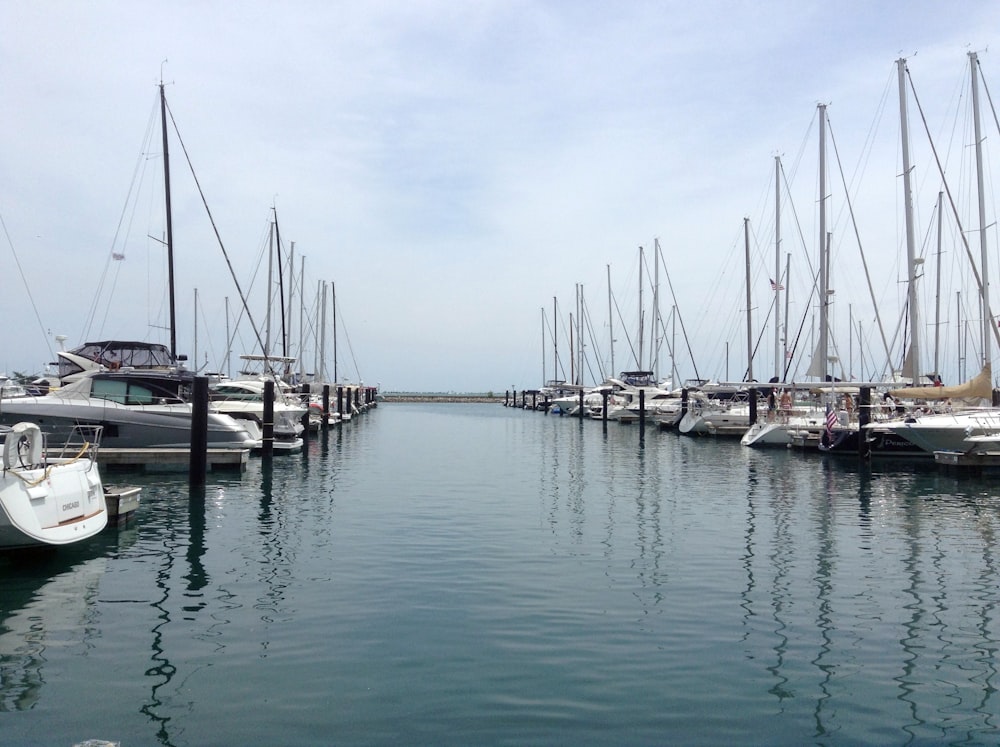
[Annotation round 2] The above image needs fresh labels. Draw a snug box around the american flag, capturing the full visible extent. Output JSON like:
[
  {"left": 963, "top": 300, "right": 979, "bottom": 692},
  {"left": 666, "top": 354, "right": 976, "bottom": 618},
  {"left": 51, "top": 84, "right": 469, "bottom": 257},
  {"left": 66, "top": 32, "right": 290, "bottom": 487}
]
[
  {"left": 770, "top": 278, "right": 785, "bottom": 291},
  {"left": 825, "top": 406, "right": 838, "bottom": 433}
]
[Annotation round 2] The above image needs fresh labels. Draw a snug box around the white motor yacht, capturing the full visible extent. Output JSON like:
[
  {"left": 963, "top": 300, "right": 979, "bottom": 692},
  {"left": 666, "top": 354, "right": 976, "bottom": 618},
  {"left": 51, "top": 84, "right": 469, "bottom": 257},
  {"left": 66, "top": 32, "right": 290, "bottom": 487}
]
[
  {"left": 0, "top": 369, "right": 260, "bottom": 450},
  {"left": 209, "top": 379, "right": 307, "bottom": 452}
]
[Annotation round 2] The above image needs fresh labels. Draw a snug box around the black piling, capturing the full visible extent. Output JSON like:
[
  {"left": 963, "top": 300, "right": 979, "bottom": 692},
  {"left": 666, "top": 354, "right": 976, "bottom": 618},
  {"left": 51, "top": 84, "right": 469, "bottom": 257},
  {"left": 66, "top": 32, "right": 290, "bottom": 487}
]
[
  {"left": 189, "top": 375, "right": 209, "bottom": 486},
  {"left": 262, "top": 379, "right": 275, "bottom": 459},
  {"left": 578, "top": 389, "right": 585, "bottom": 419},
  {"left": 601, "top": 390, "right": 609, "bottom": 423},
  {"left": 323, "top": 385, "right": 332, "bottom": 428},
  {"left": 300, "top": 383, "right": 311, "bottom": 441},
  {"left": 748, "top": 387, "right": 758, "bottom": 426},
  {"left": 859, "top": 386, "right": 872, "bottom": 460}
]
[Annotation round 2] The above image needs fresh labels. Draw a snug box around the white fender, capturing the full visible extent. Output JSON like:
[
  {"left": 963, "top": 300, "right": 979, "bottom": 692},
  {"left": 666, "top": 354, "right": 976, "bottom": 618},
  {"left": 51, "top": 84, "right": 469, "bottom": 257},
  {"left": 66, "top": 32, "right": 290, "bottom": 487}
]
[{"left": 3, "top": 422, "right": 43, "bottom": 469}]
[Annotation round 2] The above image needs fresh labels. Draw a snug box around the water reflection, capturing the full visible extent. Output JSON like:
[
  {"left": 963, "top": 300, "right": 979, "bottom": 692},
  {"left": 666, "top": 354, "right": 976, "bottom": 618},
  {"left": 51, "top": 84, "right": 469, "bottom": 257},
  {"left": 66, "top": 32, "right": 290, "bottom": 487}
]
[
  {"left": 140, "top": 494, "right": 181, "bottom": 745},
  {"left": 735, "top": 451, "right": 1000, "bottom": 741},
  {"left": 631, "top": 433, "right": 665, "bottom": 605},
  {"left": 184, "top": 486, "right": 208, "bottom": 615},
  {"left": 254, "top": 459, "right": 294, "bottom": 655},
  {"left": 0, "top": 551, "right": 106, "bottom": 711},
  {"left": 743, "top": 450, "right": 798, "bottom": 705},
  {"left": 6, "top": 407, "right": 1000, "bottom": 744}
]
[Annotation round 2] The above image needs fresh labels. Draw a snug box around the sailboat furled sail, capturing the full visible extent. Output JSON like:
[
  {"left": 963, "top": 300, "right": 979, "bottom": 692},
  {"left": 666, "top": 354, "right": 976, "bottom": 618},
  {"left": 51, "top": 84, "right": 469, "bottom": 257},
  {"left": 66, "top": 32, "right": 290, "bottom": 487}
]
[{"left": 889, "top": 364, "right": 992, "bottom": 403}]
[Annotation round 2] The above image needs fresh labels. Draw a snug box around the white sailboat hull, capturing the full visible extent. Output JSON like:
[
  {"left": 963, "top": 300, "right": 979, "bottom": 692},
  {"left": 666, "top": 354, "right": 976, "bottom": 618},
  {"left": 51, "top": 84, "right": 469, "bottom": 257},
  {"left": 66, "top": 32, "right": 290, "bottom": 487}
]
[{"left": 0, "top": 454, "right": 106, "bottom": 549}]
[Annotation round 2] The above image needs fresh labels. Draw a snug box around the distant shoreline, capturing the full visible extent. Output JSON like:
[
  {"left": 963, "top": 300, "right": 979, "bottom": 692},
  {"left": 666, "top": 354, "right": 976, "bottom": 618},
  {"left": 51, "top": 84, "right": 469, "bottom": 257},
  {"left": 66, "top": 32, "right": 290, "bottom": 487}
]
[{"left": 379, "top": 393, "right": 502, "bottom": 403}]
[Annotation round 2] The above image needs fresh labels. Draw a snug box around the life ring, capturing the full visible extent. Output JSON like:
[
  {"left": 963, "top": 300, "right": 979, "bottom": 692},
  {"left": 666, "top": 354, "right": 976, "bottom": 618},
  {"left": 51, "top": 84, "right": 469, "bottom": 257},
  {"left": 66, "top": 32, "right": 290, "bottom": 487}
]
[{"left": 3, "top": 422, "right": 43, "bottom": 469}]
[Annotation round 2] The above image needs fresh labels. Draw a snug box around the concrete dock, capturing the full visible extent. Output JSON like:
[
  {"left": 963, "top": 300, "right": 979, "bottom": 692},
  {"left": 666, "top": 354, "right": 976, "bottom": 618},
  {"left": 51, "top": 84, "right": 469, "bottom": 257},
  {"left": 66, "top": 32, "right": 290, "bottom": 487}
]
[{"left": 96, "top": 448, "right": 250, "bottom": 472}]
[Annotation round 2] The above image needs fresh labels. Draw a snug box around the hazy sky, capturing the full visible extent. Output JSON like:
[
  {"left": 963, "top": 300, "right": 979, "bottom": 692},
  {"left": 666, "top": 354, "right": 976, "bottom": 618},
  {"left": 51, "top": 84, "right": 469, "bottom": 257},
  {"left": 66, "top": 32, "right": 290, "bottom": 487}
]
[{"left": 3, "top": 1, "right": 1000, "bottom": 392}]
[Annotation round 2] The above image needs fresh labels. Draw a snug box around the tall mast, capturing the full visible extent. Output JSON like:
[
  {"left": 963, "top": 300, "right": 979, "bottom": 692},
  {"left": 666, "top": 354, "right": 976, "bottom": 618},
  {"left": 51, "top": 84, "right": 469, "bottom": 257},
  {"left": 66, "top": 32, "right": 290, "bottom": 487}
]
[
  {"left": 275, "top": 212, "right": 287, "bottom": 359},
  {"left": 651, "top": 240, "right": 660, "bottom": 375},
  {"left": 541, "top": 307, "right": 546, "bottom": 384},
  {"left": 159, "top": 82, "right": 177, "bottom": 359},
  {"left": 970, "top": 51, "right": 991, "bottom": 369},
  {"left": 774, "top": 156, "right": 782, "bottom": 379},
  {"left": 744, "top": 217, "right": 753, "bottom": 382},
  {"left": 934, "top": 192, "right": 943, "bottom": 380},
  {"left": 313, "top": 280, "right": 322, "bottom": 377},
  {"left": 898, "top": 57, "right": 921, "bottom": 384},
  {"left": 569, "top": 311, "right": 575, "bottom": 385},
  {"left": 577, "top": 283, "right": 584, "bottom": 385},
  {"left": 784, "top": 253, "right": 791, "bottom": 378},
  {"left": 332, "top": 281, "right": 338, "bottom": 383},
  {"left": 298, "top": 256, "right": 306, "bottom": 381},
  {"left": 607, "top": 264, "right": 614, "bottom": 377},
  {"left": 287, "top": 240, "right": 295, "bottom": 365},
  {"left": 671, "top": 305, "right": 677, "bottom": 387},
  {"left": 638, "top": 246, "right": 644, "bottom": 370},
  {"left": 817, "top": 103, "right": 829, "bottom": 382},
  {"left": 553, "top": 296, "right": 558, "bottom": 380},
  {"left": 265, "top": 218, "right": 274, "bottom": 357},
  {"left": 318, "top": 281, "right": 327, "bottom": 381}
]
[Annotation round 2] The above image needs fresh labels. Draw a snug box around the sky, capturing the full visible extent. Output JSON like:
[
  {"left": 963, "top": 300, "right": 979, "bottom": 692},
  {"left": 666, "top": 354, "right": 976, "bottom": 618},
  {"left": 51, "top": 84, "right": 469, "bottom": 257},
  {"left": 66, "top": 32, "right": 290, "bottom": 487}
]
[{"left": 3, "top": 1, "right": 1000, "bottom": 392}]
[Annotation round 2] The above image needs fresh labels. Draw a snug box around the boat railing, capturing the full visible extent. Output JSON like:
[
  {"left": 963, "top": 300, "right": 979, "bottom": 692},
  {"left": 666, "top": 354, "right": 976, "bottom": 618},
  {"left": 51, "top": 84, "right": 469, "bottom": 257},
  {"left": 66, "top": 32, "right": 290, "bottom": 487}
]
[{"left": 50, "top": 424, "right": 104, "bottom": 463}]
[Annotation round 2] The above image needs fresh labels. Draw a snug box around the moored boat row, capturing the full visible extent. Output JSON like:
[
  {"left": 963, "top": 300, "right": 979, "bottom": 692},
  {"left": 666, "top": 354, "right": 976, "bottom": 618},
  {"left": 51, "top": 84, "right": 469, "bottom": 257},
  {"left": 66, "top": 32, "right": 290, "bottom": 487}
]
[
  {"left": 509, "top": 371, "right": 1000, "bottom": 470},
  {"left": 0, "top": 341, "right": 378, "bottom": 551}
]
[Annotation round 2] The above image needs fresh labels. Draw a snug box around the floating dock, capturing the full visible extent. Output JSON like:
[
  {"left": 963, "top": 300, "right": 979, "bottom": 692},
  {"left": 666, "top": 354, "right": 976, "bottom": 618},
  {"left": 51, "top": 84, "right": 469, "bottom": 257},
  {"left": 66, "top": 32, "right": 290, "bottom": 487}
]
[
  {"left": 105, "top": 486, "right": 141, "bottom": 525},
  {"left": 96, "top": 448, "right": 250, "bottom": 472},
  {"left": 934, "top": 450, "right": 1000, "bottom": 473}
]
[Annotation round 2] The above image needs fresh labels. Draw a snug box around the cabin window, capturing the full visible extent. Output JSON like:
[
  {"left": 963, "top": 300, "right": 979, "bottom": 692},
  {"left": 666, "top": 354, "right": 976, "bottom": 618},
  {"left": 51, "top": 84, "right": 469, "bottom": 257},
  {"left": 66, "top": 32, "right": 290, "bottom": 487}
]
[
  {"left": 125, "top": 384, "right": 156, "bottom": 405},
  {"left": 58, "top": 358, "right": 86, "bottom": 378},
  {"left": 91, "top": 378, "right": 129, "bottom": 404},
  {"left": 91, "top": 379, "right": 157, "bottom": 405}
]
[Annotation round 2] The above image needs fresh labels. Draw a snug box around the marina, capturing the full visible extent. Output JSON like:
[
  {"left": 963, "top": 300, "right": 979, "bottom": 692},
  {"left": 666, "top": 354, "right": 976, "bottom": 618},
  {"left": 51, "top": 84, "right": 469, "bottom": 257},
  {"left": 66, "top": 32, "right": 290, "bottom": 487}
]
[
  {"left": 2, "top": 401, "right": 1000, "bottom": 745},
  {"left": 6, "top": 5, "right": 1000, "bottom": 746}
]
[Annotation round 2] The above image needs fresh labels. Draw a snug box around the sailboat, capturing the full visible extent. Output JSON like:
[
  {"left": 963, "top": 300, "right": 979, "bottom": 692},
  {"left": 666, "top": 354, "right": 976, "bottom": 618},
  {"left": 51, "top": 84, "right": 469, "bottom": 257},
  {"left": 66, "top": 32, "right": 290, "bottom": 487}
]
[
  {"left": 0, "top": 422, "right": 107, "bottom": 549},
  {"left": 680, "top": 219, "right": 761, "bottom": 437},
  {"left": 883, "top": 52, "right": 1000, "bottom": 456},
  {"left": 743, "top": 105, "right": 835, "bottom": 448},
  {"left": 819, "top": 57, "right": 928, "bottom": 458}
]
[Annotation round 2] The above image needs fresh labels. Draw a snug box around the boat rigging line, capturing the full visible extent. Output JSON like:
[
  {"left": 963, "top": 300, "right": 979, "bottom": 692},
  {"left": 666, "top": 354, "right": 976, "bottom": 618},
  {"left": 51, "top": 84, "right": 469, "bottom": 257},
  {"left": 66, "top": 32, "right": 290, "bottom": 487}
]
[
  {"left": 0, "top": 209, "right": 54, "bottom": 364},
  {"left": 906, "top": 57, "right": 1000, "bottom": 358},
  {"left": 161, "top": 93, "right": 271, "bottom": 373}
]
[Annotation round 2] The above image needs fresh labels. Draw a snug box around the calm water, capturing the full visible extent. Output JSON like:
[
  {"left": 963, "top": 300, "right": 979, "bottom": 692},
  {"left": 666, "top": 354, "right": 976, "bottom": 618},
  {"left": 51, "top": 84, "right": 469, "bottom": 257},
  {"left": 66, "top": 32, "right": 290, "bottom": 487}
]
[{"left": 2, "top": 402, "right": 1000, "bottom": 746}]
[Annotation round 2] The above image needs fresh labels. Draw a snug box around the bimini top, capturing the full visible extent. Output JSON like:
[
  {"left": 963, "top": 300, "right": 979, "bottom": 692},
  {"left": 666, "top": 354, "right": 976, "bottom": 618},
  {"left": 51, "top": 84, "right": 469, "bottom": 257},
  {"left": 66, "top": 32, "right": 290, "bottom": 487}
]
[
  {"left": 618, "top": 371, "right": 656, "bottom": 387},
  {"left": 68, "top": 341, "right": 177, "bottom": 369}
]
